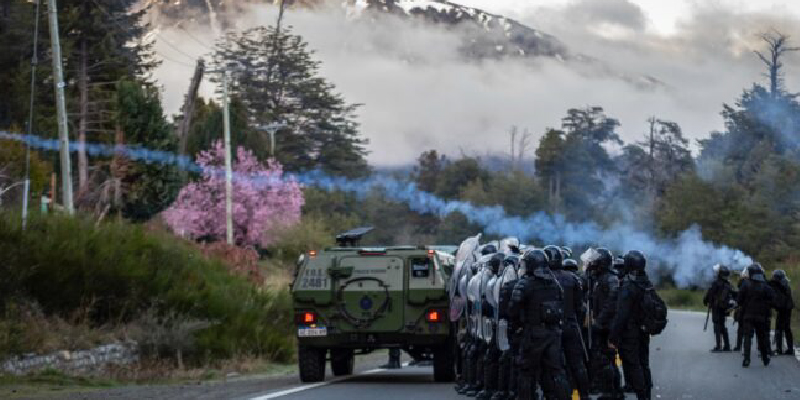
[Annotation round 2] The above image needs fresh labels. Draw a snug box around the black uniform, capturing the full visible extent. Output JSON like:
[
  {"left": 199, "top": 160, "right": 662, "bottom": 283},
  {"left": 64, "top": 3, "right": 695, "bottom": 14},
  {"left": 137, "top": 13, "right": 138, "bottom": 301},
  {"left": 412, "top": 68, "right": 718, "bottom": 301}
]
[
  {"left": 589, "top": 255, "right": 623, "bottom": 399},
  {"left": 733, "top": 278, "right": 746, "bottom": 351},
  {"left": 703, "top": 275, "right": 734, "bottom": 351},
  {"left": 609, "top": 263, "right": 653, "bottom": 400},
  {"left": 509, "top": 250, "right": 571, "bottom": 400},
  {"left": 737, "top": 266, "right": 776, "bottom": 367},
  {"left": 769, "top": 272, "right": 794, "bottom": 355},
  {"left": 552, "top": 267, "right": 590, "bottom": 400}
]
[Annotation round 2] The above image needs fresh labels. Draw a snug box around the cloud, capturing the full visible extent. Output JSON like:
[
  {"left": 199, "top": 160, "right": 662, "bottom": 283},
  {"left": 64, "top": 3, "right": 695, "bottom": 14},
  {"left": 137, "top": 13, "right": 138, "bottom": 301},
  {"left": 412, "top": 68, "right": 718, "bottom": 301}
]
[
  {"left": 563, "top": 0, "right": 648, "bottom": 34},
  {"left": 149, "top": 1, "right": 800, "bottom": 165}
]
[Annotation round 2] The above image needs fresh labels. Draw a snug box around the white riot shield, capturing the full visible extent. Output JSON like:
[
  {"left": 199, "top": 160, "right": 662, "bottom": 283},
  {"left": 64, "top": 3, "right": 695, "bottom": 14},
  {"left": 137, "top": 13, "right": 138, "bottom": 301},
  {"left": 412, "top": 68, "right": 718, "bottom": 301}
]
[
  {"left": 497, "top": 319, "right": 510, "bottom": 351},
  {"left": 467, "top": 269, "right": 481, "bottom": 336},
  {"left": 484, "top": 275, "right": 498, "bottom": 344},
  {"left": 449, "top": 263, "right": 468, "bottom": 322},
  {"left": 499, "top": 237, "right": 520, "bottom": 255},
  {"left": 580, "top": 248, "right": 599, "bottom": 273},
  {"left": 451, "top": 235, "right": 481, "bottom": 299},
  {"left": 476, "top": 257, "right": 492, "bottom": 342},
  {"left": 496, "top": 260, "right": 519, "bottom": 350}
]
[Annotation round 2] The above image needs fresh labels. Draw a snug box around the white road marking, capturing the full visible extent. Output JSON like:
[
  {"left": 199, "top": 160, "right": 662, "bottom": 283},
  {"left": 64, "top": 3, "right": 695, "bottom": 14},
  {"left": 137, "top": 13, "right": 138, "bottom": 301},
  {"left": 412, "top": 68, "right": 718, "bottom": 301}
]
[{"left": 249, "top": 362, "right": 411, "bottom": 400}]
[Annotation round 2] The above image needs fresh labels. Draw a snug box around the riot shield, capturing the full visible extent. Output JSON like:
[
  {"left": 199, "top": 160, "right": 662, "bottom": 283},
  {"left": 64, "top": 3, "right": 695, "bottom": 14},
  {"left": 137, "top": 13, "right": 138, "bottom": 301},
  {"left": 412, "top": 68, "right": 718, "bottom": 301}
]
[
  {"left": 467, "top": 266, "right": 482, "bottom": 336},
  {"left": 499, "top": 237, "right": 521, "bottom": 255},
  {"left": 496, "top": 259, "right": 519, "bottom": 350},
  {"left": 484, "top": 275, "right": 498, "bottom": 344},
  {"left": 451, "top": 234, "right": 481, "bottom": 298}
]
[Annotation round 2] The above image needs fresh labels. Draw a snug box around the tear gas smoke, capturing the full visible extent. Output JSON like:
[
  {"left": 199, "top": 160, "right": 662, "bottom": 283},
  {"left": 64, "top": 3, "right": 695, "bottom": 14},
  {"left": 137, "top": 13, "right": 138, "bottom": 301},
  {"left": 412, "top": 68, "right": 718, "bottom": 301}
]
[{"left": 2, "top": 130, "right": 751, "bottom": 287}]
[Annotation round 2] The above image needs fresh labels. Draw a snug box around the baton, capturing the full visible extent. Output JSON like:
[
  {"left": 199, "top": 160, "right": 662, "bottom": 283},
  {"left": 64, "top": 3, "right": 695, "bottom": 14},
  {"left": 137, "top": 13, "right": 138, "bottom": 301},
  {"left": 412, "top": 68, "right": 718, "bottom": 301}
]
[{"left": 703, "top": 305, "right": 711, "bottom": 332}]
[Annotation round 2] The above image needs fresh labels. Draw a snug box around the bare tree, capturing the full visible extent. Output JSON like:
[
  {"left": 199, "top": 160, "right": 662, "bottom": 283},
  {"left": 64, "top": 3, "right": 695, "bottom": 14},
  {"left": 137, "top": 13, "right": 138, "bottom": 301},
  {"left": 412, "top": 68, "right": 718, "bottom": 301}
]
[
  {"left": 0, "top": 166, "right": 25, "bottom": 207},
  {"left": 517, "top": 128, "right": 532, "bottom": 165},
  {"left": 510, "top": 125, "right": 518, "bottom": 169},
  {"left": 754, "top": 30, "right": 800, "bottom": 97},
  {"left": 509, "top": 126, "right": 531, "bottom": 171}
]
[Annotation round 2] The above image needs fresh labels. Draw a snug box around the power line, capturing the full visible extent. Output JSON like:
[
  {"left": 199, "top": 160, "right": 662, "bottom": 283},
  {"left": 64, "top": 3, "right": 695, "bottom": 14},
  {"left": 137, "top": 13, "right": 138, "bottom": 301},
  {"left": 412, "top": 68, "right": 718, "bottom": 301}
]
[{"left": 89, "top": 0, "right": 203, "bottom": 64}]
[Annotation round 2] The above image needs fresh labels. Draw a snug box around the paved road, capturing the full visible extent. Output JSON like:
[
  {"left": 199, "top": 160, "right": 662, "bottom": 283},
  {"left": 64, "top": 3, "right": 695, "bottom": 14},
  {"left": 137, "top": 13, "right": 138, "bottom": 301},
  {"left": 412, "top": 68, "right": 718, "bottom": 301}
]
[{"left": 22, "top": 311, "right": 800, "bottom": 399}]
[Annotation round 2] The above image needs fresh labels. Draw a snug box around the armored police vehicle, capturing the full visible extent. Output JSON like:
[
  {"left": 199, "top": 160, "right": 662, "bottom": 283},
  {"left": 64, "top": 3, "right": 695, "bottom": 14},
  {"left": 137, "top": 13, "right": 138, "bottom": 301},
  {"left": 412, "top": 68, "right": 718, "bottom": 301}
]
[{"left": 291, "top": 228, "right": 456, "bottom": 382}]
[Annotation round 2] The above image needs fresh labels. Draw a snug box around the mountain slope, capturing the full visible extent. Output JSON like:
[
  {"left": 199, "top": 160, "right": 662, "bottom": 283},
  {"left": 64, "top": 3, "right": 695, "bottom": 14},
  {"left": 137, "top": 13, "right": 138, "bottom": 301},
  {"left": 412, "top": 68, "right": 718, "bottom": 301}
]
[{"left": 346, "top": 0, "right": 570, "bottom": 60}]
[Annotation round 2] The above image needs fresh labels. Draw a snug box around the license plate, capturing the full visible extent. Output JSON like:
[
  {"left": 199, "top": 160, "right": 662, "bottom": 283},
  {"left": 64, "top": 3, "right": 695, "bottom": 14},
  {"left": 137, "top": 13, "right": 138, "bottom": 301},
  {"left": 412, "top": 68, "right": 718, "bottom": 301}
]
[{"left": 298, "top": 327, "right": 327, "bottom": 337}]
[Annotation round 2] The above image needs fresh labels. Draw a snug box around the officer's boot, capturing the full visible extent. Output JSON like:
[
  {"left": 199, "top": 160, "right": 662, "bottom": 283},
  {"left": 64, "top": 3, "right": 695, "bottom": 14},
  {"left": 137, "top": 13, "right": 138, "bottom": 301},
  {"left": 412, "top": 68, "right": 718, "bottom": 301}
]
[
  {"left": 722, "top": 328, "right": 731, "bottom": 352},
  {"left": 476, "top": 352, "right": 496, "bottom": 400},
  {"left": 786, "top": 329, "right": 795, "bottom": 355},
  {"left": 492, "top": 352, "right": 508, "bottom": 400},
  {"left": 516, "top": 376, "right": 534, "bottom": 400},
  {"left": 710, "top": 331, "right": 722, "bottom": 352},
  {"left": 458, "top": 345, "right": 473, "bottom": 394},
  {"left": 775, "top": 330, "right": 784, "bottom": 355},
  {"left": 465, "top": 343, "right": 480, "bottom": 396}
]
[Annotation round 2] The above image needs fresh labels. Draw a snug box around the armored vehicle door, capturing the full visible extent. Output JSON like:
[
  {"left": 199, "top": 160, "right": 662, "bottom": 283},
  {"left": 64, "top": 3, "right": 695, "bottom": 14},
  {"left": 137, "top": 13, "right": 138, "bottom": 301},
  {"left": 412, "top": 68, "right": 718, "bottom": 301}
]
[
  {"left": 334, "top": 255, "right": 405, "bottom": 332},
  {"left": 407, "top": 253, "right": 448, "bottom": 323}
]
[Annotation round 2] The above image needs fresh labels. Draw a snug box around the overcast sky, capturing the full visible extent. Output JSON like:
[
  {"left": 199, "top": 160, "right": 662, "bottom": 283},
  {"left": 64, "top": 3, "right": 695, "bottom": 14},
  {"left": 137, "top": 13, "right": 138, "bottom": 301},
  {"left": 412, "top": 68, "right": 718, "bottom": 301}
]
[
  {"left": 454, "top": 0, "right": 800, "bottom": 35},
  {"left": 153, "top": 0, "right": 800, "bottom": 165}
]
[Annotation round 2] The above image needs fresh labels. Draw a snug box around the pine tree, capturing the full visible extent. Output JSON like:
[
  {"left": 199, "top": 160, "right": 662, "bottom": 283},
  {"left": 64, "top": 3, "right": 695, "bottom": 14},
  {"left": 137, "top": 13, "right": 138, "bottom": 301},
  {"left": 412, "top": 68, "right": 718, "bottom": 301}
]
[{"left": 213, "top": 25, "right": 369, "bottom": 177}]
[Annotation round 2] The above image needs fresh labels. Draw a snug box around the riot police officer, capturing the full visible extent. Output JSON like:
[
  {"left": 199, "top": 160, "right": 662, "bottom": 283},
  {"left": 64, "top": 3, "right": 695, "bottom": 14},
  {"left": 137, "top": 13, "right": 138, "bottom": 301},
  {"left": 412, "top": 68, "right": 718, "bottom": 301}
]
[
  {"left": 703, "top": 265, "right": 735, "bottom": 352},
  {"left": 733, "top": 268, "right": 748, "bottom": 352},
  {"left": 461, "top": 244, "right": 498, "bottom": 395},
  {"left": 545, "top": 246, "right": 590, "bottom": 400},
  {"left": 509, "top": 249, "right": 571, "bottom": 400},
  {"left": 737, "top": 263, "right": 776, "bottom": 367},
  {"left": 477, "top": 253, "right": 506, "bottom": 400},
  {"left": 609, "top": 251, "right": 653, "bottom": 400},
  {"left": 588, "top": 248, "right": 624, "bottom": 400},
  {"left": 769, "top": 270, "right": 794, "bottom": 355},
  {"left": 492, "top": 254, "right": 522, "bottom": 400}
]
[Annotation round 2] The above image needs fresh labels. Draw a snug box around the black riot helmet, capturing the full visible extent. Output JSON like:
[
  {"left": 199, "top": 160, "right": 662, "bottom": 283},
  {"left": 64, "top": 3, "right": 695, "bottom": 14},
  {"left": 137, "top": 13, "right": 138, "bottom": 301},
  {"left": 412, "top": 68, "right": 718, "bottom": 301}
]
[
  {"left": 613, "top": 257, "right": 625, "bottom": 276},
  {"left": 560, "top": 246, "right": 573, "bottom": 259},
  {"left": 715, "top": 264, "right": 730, "bottom": 279},
  {"left": 489, "top": 253, "right": 505, "bottom": 275},
  {"left": 481, "top": 244, "right": 498, "bottom": 255},
  {"left": 504, "top": 255, "right": 520, "bottom": 270},
  {"left": 522, "top": 249, "right": 550, "bottom": 276},
  {"left": 563, "top": 259, "right": 579, "bottom": 272},
  {"left": 771, "top": 269, "right": 788, "bottom": 283},
  {"left": 595, "top": 248, "right": 614, "bottom": 271},
  {"left": 543, "top": 245, "right": 564, "bottom": 270},
  {"left": 623, "top": 250, "right": 646, "bottom": 274},
  {"left": 747, "top": 263, "right": 766, "bottom": 282}
]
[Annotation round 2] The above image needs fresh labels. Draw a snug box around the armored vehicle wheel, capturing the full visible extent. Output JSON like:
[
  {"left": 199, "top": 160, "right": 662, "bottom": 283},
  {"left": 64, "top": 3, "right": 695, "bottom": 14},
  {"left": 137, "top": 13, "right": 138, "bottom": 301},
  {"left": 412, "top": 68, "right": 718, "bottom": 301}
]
[
  {"left": 433, "top": 343, "right": 456, "bottom": 382},
  {"left": 298, "top": 346, "right": 326, "bottom": 382},
  {"left": 330, "top": 348, "right": 355, "bottom": 376}
]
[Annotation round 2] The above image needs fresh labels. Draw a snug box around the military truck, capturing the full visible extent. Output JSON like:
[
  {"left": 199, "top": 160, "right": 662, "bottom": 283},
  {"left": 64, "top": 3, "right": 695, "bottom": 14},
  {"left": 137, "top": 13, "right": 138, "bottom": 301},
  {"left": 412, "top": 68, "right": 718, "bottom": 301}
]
[{"left": 291, "top": 228, "right": 456, "bottom": 383}]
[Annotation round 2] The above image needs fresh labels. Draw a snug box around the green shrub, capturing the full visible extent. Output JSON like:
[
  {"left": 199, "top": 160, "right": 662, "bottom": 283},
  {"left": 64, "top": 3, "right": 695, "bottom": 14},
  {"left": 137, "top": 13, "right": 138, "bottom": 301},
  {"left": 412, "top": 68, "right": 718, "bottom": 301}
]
[
  {"left": 657, "top": 286, "right": 705, "bottom": 311},
  {"left": 0, "top": 213, "right": 294, "bottom": 363},
  {"left": 267, "top": 216, "right": 336, "bottom": 263}
]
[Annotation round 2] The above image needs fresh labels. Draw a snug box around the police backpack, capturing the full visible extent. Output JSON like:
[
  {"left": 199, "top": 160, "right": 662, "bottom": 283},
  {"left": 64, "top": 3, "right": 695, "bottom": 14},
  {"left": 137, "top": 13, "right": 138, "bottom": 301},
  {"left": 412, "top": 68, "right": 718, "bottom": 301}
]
[{"left": 640, "top": 287, "right": 668, "bottom": 335}]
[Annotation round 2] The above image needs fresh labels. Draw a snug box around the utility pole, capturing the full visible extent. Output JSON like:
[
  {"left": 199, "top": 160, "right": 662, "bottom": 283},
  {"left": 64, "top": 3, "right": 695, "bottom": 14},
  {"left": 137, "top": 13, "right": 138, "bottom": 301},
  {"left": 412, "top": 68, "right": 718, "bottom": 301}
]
[
  {"left": 47, "top": 0, "right": 74, "bottom": 214},
  {"left": 222, "top": 71, "right": 234, "bottom": 245},
  {"left": 177, "top": 59, "right": 206, "bottom": 157},
  {"left": 23, "top": 0, "right": 43, "bottom": 228}
]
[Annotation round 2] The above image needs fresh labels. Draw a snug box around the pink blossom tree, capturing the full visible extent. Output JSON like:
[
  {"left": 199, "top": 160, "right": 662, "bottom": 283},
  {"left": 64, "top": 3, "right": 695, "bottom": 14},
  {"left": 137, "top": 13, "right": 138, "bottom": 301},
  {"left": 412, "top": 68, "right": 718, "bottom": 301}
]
[{"left": 164, "top": 141, "right": 304, "bottom": 247}]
